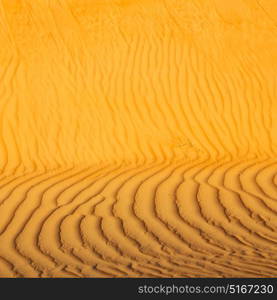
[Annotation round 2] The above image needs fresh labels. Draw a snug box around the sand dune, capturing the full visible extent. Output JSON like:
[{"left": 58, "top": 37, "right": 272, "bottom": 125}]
[{"left": 0, "top": 0, "right": 276, "bottom": 277}]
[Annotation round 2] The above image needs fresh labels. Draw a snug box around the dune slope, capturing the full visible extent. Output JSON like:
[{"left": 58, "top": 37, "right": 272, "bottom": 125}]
[{"left": 0, "top": 0, "right": 276, "bottom": 277}]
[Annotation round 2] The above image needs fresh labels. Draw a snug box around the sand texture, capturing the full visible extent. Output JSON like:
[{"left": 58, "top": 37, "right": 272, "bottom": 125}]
[{"left": 0, "top": 0, "right": 276, "bottom": 277}]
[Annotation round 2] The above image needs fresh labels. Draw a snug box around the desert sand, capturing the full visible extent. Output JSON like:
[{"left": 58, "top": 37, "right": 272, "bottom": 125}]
[{"left": 0, "top": 0, "right": 276, "bottom": 277}]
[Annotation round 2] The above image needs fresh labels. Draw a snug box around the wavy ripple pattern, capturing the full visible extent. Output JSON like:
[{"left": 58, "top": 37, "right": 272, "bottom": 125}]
[
  {"left": 0, "top": 0, "right": 276, "bottom": 277},
  {"left": 0, "top": 159, "right": 276, "bottom": 277}
]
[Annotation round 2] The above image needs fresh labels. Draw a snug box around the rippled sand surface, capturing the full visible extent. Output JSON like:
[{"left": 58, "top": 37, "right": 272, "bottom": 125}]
[{"left": 0, "top": 0, "right": 276, "bottom": 277}]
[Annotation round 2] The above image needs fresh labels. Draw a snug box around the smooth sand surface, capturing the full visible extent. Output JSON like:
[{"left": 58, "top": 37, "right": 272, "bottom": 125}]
[{"left": 0, "top": 0, "right": 276, "bottom": 277}]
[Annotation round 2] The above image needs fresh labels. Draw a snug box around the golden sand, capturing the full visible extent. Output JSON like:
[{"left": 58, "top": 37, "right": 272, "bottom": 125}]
[{"left": 0, "top": 0, "right": 276, "bottom": 277}]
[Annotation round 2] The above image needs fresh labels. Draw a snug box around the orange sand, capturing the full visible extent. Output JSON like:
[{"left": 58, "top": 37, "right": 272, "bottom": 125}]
[{"left": 0, "top": 0, "right": 276, "bottom": 277}]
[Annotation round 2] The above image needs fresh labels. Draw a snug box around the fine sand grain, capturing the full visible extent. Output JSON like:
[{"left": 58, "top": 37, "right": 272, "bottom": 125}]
[{"left": 0, "top": 0, "right": 276, "bottom": 277}]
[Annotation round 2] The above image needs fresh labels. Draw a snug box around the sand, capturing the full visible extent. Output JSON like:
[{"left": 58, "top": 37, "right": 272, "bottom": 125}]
[{"left": 0, "top": 0, "right": 276, "bottom": 277}]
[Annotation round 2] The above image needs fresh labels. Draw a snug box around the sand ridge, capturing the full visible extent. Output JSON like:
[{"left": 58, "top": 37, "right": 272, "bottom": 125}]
[{"left": 0, "top": 0, "right": 276, "bottom": 277}]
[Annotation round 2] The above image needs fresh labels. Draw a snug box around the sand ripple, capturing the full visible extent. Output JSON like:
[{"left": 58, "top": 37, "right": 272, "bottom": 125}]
[{"left": 0, "top": 0, "right": 276, "bottom": 277}]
